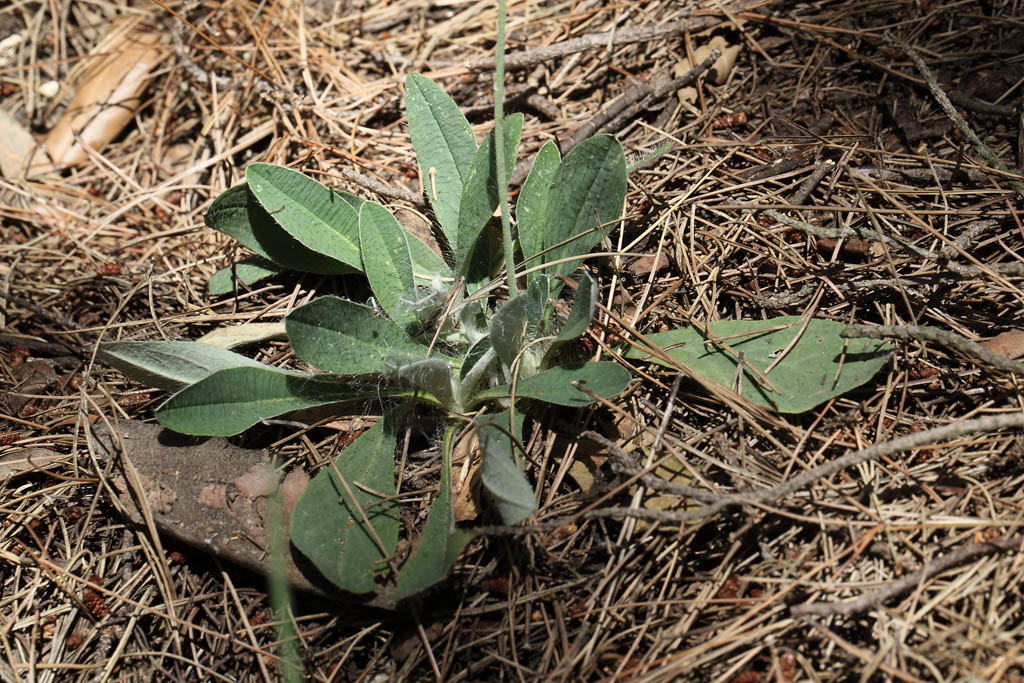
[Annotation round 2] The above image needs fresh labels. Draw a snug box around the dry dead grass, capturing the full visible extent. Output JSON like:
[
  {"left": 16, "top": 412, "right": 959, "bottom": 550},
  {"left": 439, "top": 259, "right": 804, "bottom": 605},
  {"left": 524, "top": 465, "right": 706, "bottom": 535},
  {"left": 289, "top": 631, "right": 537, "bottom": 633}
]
[{"left": 3, "top": 0, "right": 1024, "bottom": 680}]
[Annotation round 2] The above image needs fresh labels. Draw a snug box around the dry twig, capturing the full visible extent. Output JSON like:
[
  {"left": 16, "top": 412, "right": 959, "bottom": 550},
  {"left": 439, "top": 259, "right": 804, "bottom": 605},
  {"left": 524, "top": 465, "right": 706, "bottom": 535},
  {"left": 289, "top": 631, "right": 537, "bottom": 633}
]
[
  {"left": 843, "top": 323, "right": 1024, "bottom": 376},
  {"left": 885, "top": 34, "right": 1024, "bottom": 198},
  {"left": 791, "top": 536, "right": 1024, "bottom": 617}
]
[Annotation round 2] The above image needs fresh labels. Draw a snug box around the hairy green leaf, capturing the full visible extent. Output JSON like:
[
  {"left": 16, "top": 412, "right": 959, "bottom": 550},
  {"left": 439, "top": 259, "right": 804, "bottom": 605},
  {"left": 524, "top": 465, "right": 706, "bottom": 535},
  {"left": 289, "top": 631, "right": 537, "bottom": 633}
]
[
  {"left": 542, "top": 271, "right": 597, "bottom": 367},
  {"left": 554, "top": 271, "right": 597, "bottom": 342},
  {"left": 516, "top": 141, "right": 560, "bottom": 276},
  {"left": 290, "top": 412, "right": 400, "bottom": 594},
  {"left": 455, "top": 114, "right": 523, "bottom": 277},
  {"left": 359, "top": 201, "right": 416, "bottom": 328},
  {"left": 526, "top": 274, "right": 550, "bottom": 335},
  {"left": 208, "top": 256, "right": 279, "bottom": 295},
  {"left": 246, "top": 163, "right": 362, "bottom": 270},
  {"left": 625, "top": 317, "right": 892, "bottom": 413},
  {"left": 463, "top": 219, "right": 502, "bottom": 295},
  {"left": 286, "top": 296, "right": 429, "bottom": 375},
  {"left": 156, "top": 366, "right": 380, "bottom": 436},
  {"left": 407, "top": 230, "right": 453, "bottom": 283},
  {"left": 98, "top": 341, "right": 267, "bottom": 392},
  {"left": 205, "top": 183, "right": 354, "bottom": 275},
  {"left": 542, "top": 136, "right": 626, "bottom": 281},
  {"left": 476, "top": 361, "right": 631, "bottom": 407},
  {"left": 477, "top": 411, "right": 534, "bottom": 525},
  {"left": 459, "top": 335, "right": 493, "bottom": 381},
  {"left": 405, "top": 73, "right": 477, "bottom": 249},
  {"left": 489, "top": 293, "right": 528, "bottom": 368},
  {"left": 334, "top": 189, "right": 365, "bottom": 211},
  {"left": 397, "top": 358, "right": 455, "bottom": 408}
]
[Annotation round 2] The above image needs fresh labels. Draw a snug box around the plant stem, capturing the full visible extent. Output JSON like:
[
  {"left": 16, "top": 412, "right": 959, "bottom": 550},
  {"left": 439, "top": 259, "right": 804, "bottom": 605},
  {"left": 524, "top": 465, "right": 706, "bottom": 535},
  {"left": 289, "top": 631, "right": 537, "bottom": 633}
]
[
  {"left": 459, "top": 346, "right": 498, "bottom": 407},
  {"left": 267, "top": 489, "right": 304, "bottom": 682},
  {"left": 493, "top": 0, "right": 518, "bottom": 297},
  {"left": 885, "top": 33, "right": 1024, "bottom": 198}
]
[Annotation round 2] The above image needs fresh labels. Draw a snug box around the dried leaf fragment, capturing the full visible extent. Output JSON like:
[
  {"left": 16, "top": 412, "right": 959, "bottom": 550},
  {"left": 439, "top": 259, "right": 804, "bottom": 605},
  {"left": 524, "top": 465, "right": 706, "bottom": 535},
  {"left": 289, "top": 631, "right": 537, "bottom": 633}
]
[
  {"left": 627, "top": 252, "right": 670, "bottom": 276},
  {"left": 45, "top": 21, "right": 166, "bottom": 167},
  {"left": 980, "top": 330, "right": 1024, "bottom": 360},
  {"left": 676, "top": 34, "right": 744, "bottom": 106},
  {"left": 234, "top": 462, "right": 279, "bottom": 499},
  {"left": 0, "top": 109, "right": 38, "bottom": 178},
  {"left": 451, "top": 430, "right": 482, "bottom": 522},
  {"left": 280, "top": 468, "right": 310, "bottom": 525}
]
